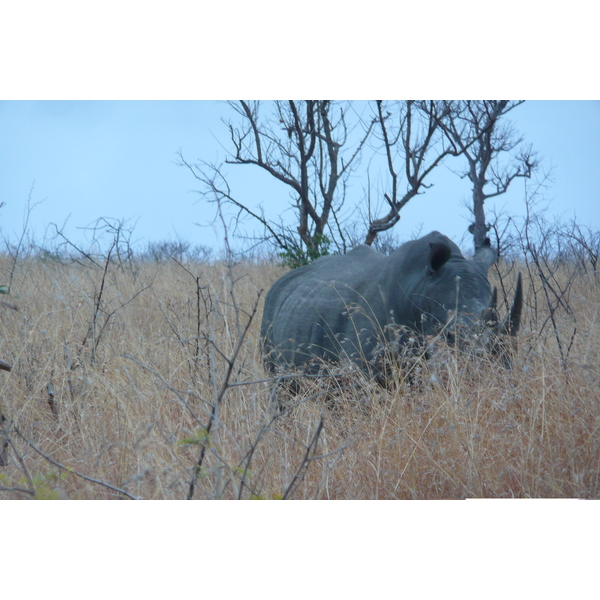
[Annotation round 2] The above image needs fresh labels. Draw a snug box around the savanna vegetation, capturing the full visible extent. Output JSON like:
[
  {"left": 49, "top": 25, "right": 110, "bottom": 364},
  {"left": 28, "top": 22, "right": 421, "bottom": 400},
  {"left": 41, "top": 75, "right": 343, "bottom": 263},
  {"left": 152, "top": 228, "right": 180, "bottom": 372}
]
[
  {"left": 1, "top": 213, "right": 599, "bottom": 500},
  {"left": 1, "top": 100, "right": 598, "bottom": 499}
]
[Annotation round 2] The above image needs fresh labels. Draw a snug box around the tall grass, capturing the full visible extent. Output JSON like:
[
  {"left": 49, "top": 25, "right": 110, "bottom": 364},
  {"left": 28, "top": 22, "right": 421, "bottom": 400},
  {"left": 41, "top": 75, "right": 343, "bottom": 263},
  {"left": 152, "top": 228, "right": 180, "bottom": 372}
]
[{"left": 0, "top": 252, "right": 598, "bottom": 499}]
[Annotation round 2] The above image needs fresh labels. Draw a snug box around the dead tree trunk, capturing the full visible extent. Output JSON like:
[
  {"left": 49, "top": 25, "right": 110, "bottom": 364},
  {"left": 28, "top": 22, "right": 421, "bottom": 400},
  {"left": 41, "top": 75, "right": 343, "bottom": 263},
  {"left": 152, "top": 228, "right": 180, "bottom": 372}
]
[{"left": 436, "top": 100, "right": 538, "bottom": 251}]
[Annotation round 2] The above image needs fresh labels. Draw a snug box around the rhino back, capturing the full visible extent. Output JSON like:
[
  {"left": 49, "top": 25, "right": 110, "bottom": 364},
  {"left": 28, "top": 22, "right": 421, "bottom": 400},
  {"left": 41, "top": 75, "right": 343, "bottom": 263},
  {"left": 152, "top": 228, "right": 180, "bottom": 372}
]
[
  {"left": 261, "top": 231, "right": 496, "bottom": 374},
  {"left": 261, "top": 246, "right": 394, "bottom": 369}
]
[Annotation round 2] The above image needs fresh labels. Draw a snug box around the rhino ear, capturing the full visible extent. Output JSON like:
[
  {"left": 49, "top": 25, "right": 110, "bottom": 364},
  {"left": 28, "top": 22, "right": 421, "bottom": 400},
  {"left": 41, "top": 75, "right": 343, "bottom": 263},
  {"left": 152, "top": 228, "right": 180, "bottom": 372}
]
[
  {"left": 473, "top": 237, "right": 497, "bottom": 273},
  {"left": 428, "top": 242, "right": 452, "bottom": 274}
]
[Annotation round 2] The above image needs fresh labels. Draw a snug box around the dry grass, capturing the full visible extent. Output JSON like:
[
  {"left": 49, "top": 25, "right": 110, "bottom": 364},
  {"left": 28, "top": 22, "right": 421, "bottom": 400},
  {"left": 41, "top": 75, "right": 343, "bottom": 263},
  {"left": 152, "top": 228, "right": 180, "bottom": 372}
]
[{"left": 1, "top": 253, "right": 599, "bottom": 499}]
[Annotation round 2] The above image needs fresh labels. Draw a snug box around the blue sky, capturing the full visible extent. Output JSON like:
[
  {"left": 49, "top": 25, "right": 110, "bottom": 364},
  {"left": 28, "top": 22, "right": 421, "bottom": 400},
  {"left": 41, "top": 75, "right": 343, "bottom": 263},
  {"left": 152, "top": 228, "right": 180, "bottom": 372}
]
[{"left": 0, "top": 100, "right": 599, "bottom": 255}]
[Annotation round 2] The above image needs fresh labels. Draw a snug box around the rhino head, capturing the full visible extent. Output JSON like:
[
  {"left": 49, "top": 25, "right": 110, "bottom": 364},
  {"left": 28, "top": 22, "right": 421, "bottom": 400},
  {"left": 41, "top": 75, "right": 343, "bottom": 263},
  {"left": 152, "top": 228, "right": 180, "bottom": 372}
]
[{"left": 423, "top": 238, "right": 523, "bottom": 363}]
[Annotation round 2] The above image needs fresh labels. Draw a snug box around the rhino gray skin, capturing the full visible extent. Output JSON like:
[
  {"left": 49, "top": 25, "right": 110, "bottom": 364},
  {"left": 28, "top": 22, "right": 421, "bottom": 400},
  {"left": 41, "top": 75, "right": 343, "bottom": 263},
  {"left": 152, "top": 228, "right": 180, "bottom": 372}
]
[{"left": 261, "top": 231, "right": 522, "bottom": 377}]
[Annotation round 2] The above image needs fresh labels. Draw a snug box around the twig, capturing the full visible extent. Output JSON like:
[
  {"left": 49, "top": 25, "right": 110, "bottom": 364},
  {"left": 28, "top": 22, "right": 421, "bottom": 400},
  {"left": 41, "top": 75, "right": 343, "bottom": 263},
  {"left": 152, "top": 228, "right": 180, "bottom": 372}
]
[
  {"left": 121, "top": 353, "right": 210, "bottom": 422},
  {"left": 0, "top": 486, "right": 35, "bottom": 498},
  {"left": 14, "top": 427, "right": 139, "bottom": 500},
  {"left": 187, "top": 289, "right": 263, "bottom": 499},
  {"left": 282, "top": 414, "right": 325, "bottom": 500}
]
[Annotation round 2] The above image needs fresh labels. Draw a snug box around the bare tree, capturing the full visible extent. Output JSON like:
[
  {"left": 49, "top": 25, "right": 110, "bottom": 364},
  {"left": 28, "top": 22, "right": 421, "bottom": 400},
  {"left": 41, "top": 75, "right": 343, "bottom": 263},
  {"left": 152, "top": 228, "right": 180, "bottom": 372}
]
[
  {"left": 435, "top": 100, "right": 538, "bottom": 250},
  {"left": 364, "top": 101, "right": 463, "bottom": 245},
  {"left": 179, "top": 101, "right": 375, "bottom": 265},
  {"left": 180, "top": 100, "right": 537, "bottom": 263}
]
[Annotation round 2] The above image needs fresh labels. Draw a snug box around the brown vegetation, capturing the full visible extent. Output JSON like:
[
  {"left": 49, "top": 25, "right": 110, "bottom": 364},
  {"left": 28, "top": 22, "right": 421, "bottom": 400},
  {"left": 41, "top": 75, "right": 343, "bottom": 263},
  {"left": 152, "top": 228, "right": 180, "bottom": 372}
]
[{"left": 1, "top": 252, "right": 599, "bottom": 499}]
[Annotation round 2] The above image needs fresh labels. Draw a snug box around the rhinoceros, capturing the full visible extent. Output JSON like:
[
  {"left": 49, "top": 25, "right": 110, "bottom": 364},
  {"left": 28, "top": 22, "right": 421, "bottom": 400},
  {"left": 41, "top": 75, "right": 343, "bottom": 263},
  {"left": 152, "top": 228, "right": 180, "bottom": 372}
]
[{"left": 260, "top": 231, "right": 522, "bottom": 378}]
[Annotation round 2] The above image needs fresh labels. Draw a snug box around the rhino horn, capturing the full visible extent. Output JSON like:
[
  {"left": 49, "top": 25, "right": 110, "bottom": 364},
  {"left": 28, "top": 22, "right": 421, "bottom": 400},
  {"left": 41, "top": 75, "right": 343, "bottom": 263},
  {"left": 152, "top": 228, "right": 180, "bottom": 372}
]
[
  {"left": 500, "top": 273, "right": 523, "bottom": 336},
  {"left": 490, "top": 286, "right": 498, "bottom": 310}
]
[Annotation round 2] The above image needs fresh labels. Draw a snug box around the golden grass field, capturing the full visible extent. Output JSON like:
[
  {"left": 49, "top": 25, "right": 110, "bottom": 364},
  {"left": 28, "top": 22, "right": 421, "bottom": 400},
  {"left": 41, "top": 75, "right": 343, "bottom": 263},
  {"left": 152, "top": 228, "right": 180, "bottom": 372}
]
[{"left": 1, "top": 253, "right": 599, "bottom": 499}]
